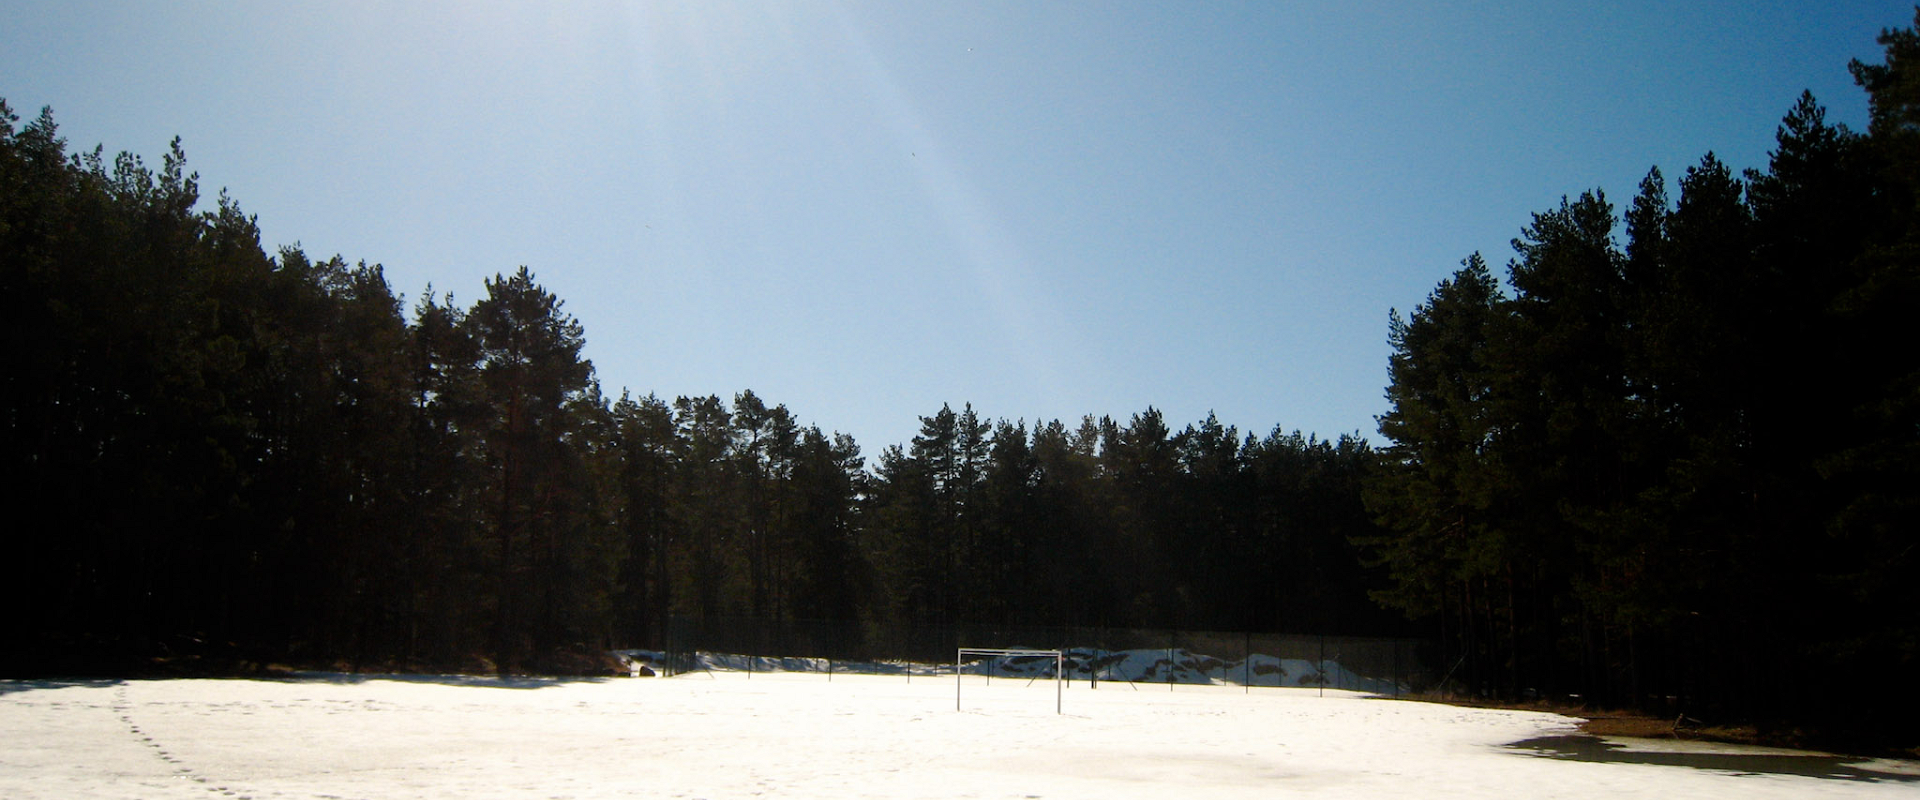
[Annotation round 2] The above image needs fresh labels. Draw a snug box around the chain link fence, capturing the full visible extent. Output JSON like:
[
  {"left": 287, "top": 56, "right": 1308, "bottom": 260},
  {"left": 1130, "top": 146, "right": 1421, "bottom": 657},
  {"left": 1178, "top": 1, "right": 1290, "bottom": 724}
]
[{"left": 648, "top": 617, "right": 1432, "bottom": 696}]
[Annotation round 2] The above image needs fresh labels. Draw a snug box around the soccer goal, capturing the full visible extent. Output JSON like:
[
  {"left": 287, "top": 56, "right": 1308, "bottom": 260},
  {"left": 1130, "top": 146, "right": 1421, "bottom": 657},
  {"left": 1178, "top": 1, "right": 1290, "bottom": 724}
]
[{"left": 955, "top": 647, "right": 1064, "bottom": 714}]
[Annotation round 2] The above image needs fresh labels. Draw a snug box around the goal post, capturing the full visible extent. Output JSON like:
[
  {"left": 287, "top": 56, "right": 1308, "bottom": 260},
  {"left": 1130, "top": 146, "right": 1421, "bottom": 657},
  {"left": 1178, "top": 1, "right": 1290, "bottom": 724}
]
[{"left": 955, "top": 647, "right": 1064, "bottom": 714}]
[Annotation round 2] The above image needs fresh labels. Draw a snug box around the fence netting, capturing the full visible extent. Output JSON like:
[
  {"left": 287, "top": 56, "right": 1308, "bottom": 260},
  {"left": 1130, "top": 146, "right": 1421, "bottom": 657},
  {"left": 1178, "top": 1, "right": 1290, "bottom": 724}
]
[{"left": 649, "top": 617, "right": 1432, "bottom": 696}]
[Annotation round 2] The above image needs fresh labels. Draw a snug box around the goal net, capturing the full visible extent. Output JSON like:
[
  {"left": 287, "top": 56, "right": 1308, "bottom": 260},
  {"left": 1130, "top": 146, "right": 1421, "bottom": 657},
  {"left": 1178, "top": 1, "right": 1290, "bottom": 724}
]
[{"left": 955, "top": 647, "right": 1064, "bottom": 714}]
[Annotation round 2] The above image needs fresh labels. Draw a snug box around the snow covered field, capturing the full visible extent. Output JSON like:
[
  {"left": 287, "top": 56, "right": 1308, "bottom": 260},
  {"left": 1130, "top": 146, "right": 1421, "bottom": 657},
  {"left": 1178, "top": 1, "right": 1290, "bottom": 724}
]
[{"left": 3, "top": 671, "right": 1915, "bottom": 799}]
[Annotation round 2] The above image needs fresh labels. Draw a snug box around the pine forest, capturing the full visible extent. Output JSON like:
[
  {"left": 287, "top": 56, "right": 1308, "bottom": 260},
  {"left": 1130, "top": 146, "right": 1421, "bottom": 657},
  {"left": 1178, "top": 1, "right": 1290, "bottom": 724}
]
[{"left": 6, "top": 8, "right": 1920, "bottom": 752}]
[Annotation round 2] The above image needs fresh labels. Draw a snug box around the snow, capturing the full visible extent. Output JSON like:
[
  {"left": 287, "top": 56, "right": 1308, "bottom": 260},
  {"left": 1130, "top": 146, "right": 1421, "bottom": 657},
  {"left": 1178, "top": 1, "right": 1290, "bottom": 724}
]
[{"left": 3, "top": 672, "right": 1915, "bottom": 799}]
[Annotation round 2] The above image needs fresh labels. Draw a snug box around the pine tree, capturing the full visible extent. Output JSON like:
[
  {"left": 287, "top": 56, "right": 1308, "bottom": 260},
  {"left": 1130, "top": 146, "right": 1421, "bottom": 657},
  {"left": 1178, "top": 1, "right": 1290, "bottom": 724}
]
[
  {"left": 1363, "top": 254, "right": 1506, "bottom": 689},
  {"left": 465, "top": 267, "right": 597, "bottom": 671}
]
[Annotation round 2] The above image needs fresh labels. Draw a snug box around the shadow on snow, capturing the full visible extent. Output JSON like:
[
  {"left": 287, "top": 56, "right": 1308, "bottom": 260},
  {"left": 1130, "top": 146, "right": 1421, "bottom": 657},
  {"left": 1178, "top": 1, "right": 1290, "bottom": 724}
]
[{"left": 1508, "top": 735, "right": 1920, "bottom": 784}]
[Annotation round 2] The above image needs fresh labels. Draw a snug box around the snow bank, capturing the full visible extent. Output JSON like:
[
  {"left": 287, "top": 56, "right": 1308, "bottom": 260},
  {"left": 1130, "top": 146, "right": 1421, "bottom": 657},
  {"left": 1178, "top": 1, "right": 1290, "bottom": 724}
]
[{"left": 622, "top": 646, "right": 1406, "bottom": 693}]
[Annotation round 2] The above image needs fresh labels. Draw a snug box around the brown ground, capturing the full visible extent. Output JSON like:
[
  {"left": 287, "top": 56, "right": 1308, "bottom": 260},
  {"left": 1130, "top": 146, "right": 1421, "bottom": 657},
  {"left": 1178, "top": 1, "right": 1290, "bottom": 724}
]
[
  {"left": 1574, "top": 712, "right": 1764, "bottom": 746},
  {"left": 1427, "top": 698, "right": 1920, "bottom": 760},
  {"left": 1402, "top": 694, "right": 1818, "bottom": 752}
]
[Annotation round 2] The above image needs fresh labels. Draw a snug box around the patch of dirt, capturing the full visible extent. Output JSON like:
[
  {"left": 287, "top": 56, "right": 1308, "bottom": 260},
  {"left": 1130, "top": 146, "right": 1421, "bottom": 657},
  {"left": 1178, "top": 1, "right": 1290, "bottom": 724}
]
[
  {"left": 1575, "top": 714, "right": 1762, "bottom": 747},
  {"left": 1401, "top": 693, "right": 1920, "bottom": 758},
  {"left": 1397, "top": 693, "right": 1783, "bottom": 749}
]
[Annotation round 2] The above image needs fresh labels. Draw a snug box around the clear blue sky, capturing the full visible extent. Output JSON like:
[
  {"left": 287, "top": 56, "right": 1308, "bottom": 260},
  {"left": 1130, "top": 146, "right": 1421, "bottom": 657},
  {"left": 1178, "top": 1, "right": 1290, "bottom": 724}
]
[{"left": 3, "top": 2, "right": 1905, "bottom": 457}]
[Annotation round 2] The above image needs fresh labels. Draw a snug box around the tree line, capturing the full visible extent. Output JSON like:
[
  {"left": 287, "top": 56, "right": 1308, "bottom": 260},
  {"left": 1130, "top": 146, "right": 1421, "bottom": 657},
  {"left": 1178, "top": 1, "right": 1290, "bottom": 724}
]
[
  {"left": 0, "top": 98, "right": 1400, "bottom": 678},
  {"left": 864, "top": 405, "right": 1390, "bottom": 635},
  {"left": 1364, "top": 17, "right": 1920, "bottom": 745}
]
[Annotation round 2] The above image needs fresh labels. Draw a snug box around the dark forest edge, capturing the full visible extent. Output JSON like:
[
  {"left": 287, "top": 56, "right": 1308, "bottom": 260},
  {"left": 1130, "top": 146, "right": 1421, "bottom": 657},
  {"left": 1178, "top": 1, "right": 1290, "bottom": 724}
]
[
  {"left": 1370, "top": 15, "right": 1920, "bottom": 753},
  {"left": 4, "top": 11, "right": 1918, "bottom": 753}
]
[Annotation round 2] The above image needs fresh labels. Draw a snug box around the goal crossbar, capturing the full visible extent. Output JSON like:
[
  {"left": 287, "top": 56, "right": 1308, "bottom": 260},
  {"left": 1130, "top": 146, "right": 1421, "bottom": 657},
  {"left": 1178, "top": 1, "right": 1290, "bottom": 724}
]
[{"left": 955, "top": 647, "right": 1063, "bottom": 714}]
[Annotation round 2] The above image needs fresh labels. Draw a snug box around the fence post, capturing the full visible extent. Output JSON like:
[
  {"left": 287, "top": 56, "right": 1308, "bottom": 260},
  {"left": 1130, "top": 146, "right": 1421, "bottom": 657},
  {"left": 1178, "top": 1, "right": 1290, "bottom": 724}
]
[
  {"left": 1393, "top": 639, "right": 1401, "bottom": 698},
  {"left": 1168, "top": 632, "right": 1175, "bottom": 691}
]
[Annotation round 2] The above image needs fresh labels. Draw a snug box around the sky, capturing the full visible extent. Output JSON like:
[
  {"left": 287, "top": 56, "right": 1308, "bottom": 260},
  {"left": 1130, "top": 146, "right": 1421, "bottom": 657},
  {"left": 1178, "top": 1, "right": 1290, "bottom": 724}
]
[{"left": 2, "top": 1, "right": 1908, "bottom": 458}]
